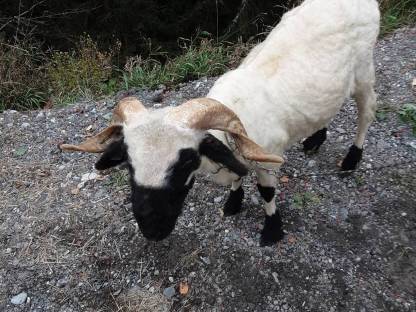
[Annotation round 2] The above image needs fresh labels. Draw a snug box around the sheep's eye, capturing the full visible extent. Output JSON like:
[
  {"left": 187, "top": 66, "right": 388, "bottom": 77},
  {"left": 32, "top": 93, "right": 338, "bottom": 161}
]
[{"left": 167, "top": 148, "right": 201, "bottom": 188}]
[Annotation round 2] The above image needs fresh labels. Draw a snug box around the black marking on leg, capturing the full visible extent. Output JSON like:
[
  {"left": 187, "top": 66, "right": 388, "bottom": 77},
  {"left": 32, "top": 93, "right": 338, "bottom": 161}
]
[
  {"left": 257, "top": 184, "right": 275, "bottom": 203},
  {"left": 223, "top": 186, "right": 244, "bottom": 216},
  {"left": 341, "top": 145, "right": 363, "bottom": 171},
  {"left": 303, "top": 128, "right": 327, "bottom": 154},
  {"left": 260, "top": 212, "right": 285, "bottom": 246}
]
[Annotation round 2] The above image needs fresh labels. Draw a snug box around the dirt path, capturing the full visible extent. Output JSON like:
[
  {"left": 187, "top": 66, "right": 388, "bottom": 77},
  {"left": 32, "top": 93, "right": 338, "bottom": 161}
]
[{"left": 1, "top": 28, "right": 415, "bottom": 312}]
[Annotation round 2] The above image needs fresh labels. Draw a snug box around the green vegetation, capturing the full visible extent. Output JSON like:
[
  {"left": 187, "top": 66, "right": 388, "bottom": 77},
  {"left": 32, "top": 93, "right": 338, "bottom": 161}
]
[
  {"left": 105, "top": 171, "right": 130, "bottom": 189},
  {"left": 398, "top": 103, "right": 416, "bottom": 135},
  {"left": 1, "top": 1, "right": 415, "bottom": 111},
  {"left": 122, "top": 39, "right": 231, "bottom": 90},
  {"left": 380, "top": 0, "right": 416, "bottom": 34},
  {"left": 0, "top": 41, "right": 48, "bottom": 111},
  {"left": 46, "top": 36, "right": 120, "bottom": 106},
  {"left": 293, "top": 192, "right": 321, "bottom": 208}
]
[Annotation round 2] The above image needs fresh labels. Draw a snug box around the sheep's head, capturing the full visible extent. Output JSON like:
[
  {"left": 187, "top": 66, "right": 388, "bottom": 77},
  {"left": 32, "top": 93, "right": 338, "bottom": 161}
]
[{"left": 60, "top": 97, "right": 283, "bottom": 241}]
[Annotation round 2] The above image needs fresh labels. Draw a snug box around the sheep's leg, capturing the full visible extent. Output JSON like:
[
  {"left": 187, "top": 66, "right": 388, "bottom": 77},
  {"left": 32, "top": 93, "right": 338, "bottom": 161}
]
[
  {"left": 342, "top": 72, "right": 377, "bottom": 171},
  {"left": 302, "top": 127, "right": 327, "bottom": 154},
  {"left": 223, "top": 179, "right": 244, "bottom": 216},
  {"left": 256, "top": 169, "right": 284, "bottom": 246}
]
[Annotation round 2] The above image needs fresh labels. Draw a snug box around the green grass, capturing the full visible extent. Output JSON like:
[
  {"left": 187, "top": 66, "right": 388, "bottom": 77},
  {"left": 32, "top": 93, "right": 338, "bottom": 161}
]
[
  {"left": 2, "top": 1, "right": 415, "bottom": 111},
  {"left": 105, "top": 171, "right": 129, "bottom": 189},
  {"left": 380, "top": 0, "right": 416, "bottom": 34},
  {"left": 398, "top": 103, "right": 416, "bottom": 135},
  {"left": 122, "top": 39, "right": 231, "bottom": 90},
  {"left": 293, "top": 192, "right": 321, "bottom": 208}
]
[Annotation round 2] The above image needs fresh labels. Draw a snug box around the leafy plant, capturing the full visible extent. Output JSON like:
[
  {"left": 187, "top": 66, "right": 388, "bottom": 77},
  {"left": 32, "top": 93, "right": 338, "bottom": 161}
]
[{"left": 398, "top": 103, "right": 416, "bottom": 135}]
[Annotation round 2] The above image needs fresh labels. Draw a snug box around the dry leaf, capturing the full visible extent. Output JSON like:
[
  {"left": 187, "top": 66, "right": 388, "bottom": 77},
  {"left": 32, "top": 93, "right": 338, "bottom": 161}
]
[
  {"left": 288, "top": 235, "right": 296, "bottom": 244},
  {"left": 280, "top": 175, "right": 289, "bottom": 183},
  {"left": 179, "top": 281, "right": 189, "bottom": 296}
]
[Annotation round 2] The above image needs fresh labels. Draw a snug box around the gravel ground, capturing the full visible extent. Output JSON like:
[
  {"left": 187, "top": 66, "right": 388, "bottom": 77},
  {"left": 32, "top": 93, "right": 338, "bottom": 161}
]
[{"left": 1, "top": 27, "right": 415, "bottom": 312}]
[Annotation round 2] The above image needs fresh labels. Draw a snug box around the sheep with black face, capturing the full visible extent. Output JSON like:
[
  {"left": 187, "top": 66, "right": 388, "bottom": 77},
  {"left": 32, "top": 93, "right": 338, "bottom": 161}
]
[
  {"left": 60, "top": 97, "right": 283, "bottom": 243},
  {"left": 61, "top": 0, "right": 380, "bottom": 246}
]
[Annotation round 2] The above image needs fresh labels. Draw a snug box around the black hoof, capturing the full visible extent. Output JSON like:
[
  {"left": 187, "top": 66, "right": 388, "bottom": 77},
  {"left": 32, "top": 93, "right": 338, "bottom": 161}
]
[
  {"left": 223, "top": 186, "right": 244, "bottom": 216},
  {"left": 341, "top": 145, "right": 363, "bottom": 171},
  {"left": 260, "top": 213, "right": 285, "bottom": 246},
  {"left": 303, "top": 128, "right": 327, "bottom": 154}
]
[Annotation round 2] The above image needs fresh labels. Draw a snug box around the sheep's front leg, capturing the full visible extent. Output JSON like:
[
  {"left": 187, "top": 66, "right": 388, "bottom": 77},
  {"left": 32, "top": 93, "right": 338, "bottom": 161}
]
[
  {"left": 256, "top": 169, "right": 285, "bottom": 246},
  {"left": 223, "top": 179, "right": 244, "bottom": 216}
]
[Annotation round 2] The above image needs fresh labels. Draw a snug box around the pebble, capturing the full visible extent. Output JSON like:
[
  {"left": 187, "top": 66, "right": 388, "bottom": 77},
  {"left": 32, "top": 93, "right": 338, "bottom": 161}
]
[
  {"left": 56, "top": 277, "right": 68, "bottom": 288},
  {"left": 163, "top": 286, "right": 175, "bottom": 298},
  {"left": 214, "top": 196, "right": 223, "bottom": 203},
  {"left": 251, "top": 195, "right": 260, "bottom": 205},
  {"left": 11, "top": 292, "right": 27, "bottom": 305}
]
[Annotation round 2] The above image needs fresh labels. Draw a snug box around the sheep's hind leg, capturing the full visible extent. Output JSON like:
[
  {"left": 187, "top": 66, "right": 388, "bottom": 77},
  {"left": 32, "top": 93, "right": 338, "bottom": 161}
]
[
  {"left": 342, "top": 75, "right": 377, "bottom": 171},
  {"left": 302, "top": 128, "right": 327, "bottom": 154},
  {"left": 223, "top": 179, "right": 244, "bottom": 216},
  {"left": 256, "top": 169, "right": 284, "bottom": 246}
]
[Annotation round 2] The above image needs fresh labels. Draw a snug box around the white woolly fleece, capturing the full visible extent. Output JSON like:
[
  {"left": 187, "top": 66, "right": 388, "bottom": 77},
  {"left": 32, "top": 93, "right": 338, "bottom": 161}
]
[{"left": 208, "top": 0, "right": 380, "bottom": 157}]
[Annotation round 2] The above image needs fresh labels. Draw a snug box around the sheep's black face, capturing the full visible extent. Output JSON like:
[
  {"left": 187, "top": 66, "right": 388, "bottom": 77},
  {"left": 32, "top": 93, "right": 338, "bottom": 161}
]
[
  {"left": 128, "top": 149, "right": 200, "bottom": 241},
  {"left": 95, "top": 132, "right": 248, "bottom": 242}
]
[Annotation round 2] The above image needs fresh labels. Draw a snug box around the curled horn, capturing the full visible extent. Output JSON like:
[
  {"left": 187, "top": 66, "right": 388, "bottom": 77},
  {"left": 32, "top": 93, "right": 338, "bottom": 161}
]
[
  {"left": 167, "top": 98, "right": 284, "bottom": 164},
  {"left": 59, "top": 97, "right": 147, "bottom": 153}
]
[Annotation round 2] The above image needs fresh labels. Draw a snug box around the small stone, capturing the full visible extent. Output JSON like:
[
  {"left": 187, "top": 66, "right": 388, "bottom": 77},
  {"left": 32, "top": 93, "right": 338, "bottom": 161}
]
[
  {"left": 81, "top": 172, "right": 99, "bottom": 183},
  {"left": 154, "top": 270, "right": 159, "bottom": 276},
  {"left": 168, "top": 276, "right": 174, "bottom": 283},
  {"left": 163, "top": 286, "right": 175, "bottom": 298},
  {"left": 307, "top": 160, "right": 316, "bottom": 167},
  {"left": 200, "top": 256, "right": 211, "bottom": 265},
  {"left": 251, "top": 195, "right": 260, "bottom": 205},
  {"left": 401, "top": 212, "right": 407, "bottom": 217},
  {"left": 56, "top": 277, "right": 68, "bottom": 288},
  {"left": 338, "top": 208, "right": 348, "bottom": 221},
  {"left": 214, "top": 196, "right": 223, "bottom": 203},
  {"left": 271, "top": 272, "right": 279, "bottom": 284},
  {"left": 336, "top": 127, "right": 346, "bottom": 134},
  {"left": 11, "top": 292, "right": 27, "bottom": 305},
  {"left": 21, "top": 122, "right": 30, "bottom": 128}
]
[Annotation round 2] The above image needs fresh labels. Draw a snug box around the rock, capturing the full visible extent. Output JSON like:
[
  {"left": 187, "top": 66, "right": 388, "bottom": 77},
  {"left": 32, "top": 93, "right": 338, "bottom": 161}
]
[
  {"left": 11, "top": 292, "right": 27, "bottom": 305},
  {"left": 214, "top": 196, "right": 223, "bottom": 203},
  {"left": 251, "top": 195, "right": 260, "bottom": 205},
  {"left": 163, "top": 286, "right": 175, "bottom": 298},
  {"left": 56, "top": 277, "right": 68, "bottom": 288},
  {"left": 338, "top": 208, "right": 348, "bottom": 221},
  {"left": 200, "top": 256, "right": 211, "bottom": 265},
  {"left": 81, "top": 172, "right": 99, "bottom": 183}
]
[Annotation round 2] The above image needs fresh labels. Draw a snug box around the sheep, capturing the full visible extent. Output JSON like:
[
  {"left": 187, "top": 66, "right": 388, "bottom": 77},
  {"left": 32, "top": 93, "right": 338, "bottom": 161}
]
[{"left": 60, "top": 0, "right": 380, "bottom": 246}]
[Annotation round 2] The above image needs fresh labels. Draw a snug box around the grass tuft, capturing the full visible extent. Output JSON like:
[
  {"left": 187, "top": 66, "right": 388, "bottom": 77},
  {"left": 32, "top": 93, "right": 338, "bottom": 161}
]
[
  {"left": 46, "top": 36, "right": 120, "bottom": 106},
  {"left": 398, "top": 103, "right": 416, "bottom": 135},
  {"left": 380, "top": 0, "right": 416, "bottom": 34},
  {"left": 122, "top": 39, "right": 231, "bottom": 90}
]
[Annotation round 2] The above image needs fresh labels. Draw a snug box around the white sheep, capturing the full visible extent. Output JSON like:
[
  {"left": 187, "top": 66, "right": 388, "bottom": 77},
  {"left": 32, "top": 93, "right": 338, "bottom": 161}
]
[{"left": 60, "top": 0, "right": 380, "bottom": 245}]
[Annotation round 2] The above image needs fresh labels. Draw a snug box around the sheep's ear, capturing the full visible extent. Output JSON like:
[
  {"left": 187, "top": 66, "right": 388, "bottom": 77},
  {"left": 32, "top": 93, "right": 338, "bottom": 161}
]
[
  {"left": 199, "top": 134, "right": 248, "bottom": 177},
  {"left": 95, "top": 140, "right": 128, "bottom": 170}
]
